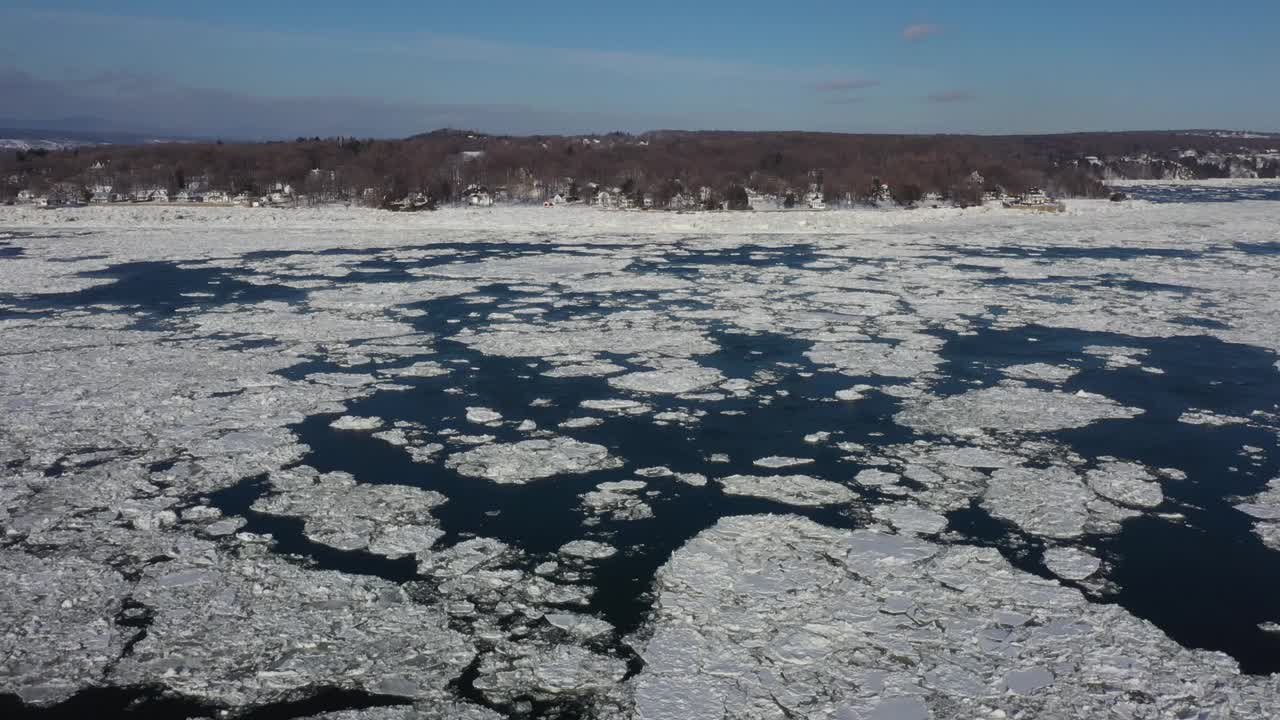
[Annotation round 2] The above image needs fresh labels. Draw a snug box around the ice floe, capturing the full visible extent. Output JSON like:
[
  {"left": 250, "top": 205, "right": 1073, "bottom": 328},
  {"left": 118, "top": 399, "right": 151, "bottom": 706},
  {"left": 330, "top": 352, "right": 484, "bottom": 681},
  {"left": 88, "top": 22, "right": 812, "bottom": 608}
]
[
  {"left": 629, "top": 515, "right": 1280, "bottom": 720},
  {"left": 445, "top": 437, "right": 622, "bottom": 484},
  {"left": 897, "top": 386, "right": 1143, "bottom": 435},
  {"left": 717, "top": 474, "right": 857, "bottom": 506}
]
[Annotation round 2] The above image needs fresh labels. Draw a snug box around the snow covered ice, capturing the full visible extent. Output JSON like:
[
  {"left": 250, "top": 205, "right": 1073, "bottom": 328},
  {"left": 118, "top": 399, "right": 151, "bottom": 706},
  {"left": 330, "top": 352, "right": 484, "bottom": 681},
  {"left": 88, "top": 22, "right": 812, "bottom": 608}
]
[{"left": 2, "top": 198, "right": 1280, "bottom": 717}]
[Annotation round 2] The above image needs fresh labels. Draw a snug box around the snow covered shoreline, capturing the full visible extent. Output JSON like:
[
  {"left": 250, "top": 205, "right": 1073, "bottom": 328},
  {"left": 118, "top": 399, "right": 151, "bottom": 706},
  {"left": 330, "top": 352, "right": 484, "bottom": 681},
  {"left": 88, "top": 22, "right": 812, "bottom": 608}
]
[{"left": 0, "top": 197, "right": 1152, "bottom": 236}]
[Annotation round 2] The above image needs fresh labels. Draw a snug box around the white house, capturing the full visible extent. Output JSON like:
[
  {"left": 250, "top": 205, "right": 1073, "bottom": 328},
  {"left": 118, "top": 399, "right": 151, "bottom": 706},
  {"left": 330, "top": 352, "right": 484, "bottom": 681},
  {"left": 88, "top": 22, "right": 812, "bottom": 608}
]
[
  {"left": 133, "top": 187, "right": 168, "bottom": 202},
  {"left": 466, "top": 186, "right": 494, "bottom": 206},
  {"left": 805, "top": 190, "right": 826, "bottom": 210},
  {"left": 747, "top": 190, "right": 778, "bottom": 211},
  {"left": 595, "top": 190, "right": 615, "bottom": 209},
  {"left": 89, "top": 184, "right": 113, "bottom": 203},
  {"left": 202, "top": 190, "right": 230, "bottom": 204},
  {"left": 667, "top": 192, "right": 695, "bottom": 211},
  {"left": 16, "top": 189, "right": 36, "bottom": 204},
  {"left": 1017, "top": 188, "right": 1052, "bottom": 205}
]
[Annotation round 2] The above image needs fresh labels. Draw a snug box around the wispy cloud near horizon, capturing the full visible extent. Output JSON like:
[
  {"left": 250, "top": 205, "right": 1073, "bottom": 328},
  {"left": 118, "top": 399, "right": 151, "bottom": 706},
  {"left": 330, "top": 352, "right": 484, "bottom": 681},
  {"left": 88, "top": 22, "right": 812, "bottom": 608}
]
[
  {"left": 903, "top": 23, "right": 942, "bottom": 42},
  {"left": 815, "top": 79, "right": 881, "bottom": 92},
  {"left": 927, "top": 89, "right": 976, "bottom": 103}
]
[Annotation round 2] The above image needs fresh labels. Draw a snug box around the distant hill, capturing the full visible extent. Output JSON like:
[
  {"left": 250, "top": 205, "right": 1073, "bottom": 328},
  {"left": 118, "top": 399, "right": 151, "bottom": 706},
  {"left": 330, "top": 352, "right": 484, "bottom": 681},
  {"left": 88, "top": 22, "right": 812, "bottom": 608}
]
[{"left": 0, "top": 123, "right": 211, "bottom": 151}]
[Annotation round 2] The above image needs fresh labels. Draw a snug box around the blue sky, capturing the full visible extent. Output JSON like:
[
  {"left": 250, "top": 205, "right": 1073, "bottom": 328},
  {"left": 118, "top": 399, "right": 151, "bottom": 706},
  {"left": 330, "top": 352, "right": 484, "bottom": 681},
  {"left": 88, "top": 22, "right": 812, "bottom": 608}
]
[{"left": 1, "top": 1, "right": 1277, "bottom": 137}]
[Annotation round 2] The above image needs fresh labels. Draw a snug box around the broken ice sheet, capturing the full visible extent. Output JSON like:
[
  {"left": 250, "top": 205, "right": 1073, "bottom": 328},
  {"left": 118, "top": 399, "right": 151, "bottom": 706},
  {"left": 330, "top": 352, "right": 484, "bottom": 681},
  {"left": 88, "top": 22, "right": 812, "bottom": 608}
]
[
  {"left": 718, "top": 474, "right": 857, "bottom": 507},
  {"left": 444, "top": 437, "right": 622, "bottom": 484},
  {"left": 897, "top": 386, "right": 1143, "bottom": 435},
  {"left": 629, "top": 514, "right": 1279, "bottom": 719},
  {"left": 253, "top": 469, "right": 446, "bottom": 557}
]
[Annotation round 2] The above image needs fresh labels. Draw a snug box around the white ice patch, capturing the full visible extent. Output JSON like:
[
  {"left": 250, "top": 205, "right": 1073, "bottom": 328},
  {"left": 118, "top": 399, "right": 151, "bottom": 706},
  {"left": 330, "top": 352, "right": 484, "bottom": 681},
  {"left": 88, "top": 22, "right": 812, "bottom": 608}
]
[
  {"left": 1001, "top": 363, "right": 1079, "bottom": 384},
  {"left": 1042, "top": 547, "right": 1103, "bottom": 581},
  {"left": 752, "top": 456, "right": 814, "bottom": 469},
  {"left": 872, "top": 503, "right": 949, "bottom": 535},
  {"left": 897, "top": 386, "right": 1142, "bottom": 435},
  {"left": 254, "top": 470, "right": 446, "bottom": 557},
  {"left": 718, "top": 474, "right": 857, "bottom": 507},
  {"left": 630, "top": 514, "right": 1276, "bottom": 720},
  {"left": 982, "top": 467, "right": 1093, "bottom": 539},
  {"left": 330, "top": 415, "right": 384, "bottom": 431},
  {"left": 465, "top": 407, "right": 503, "bottom": 426},
  {"left": 559, "top": 540, "right": 618, "bottom": 560},
  {"left": 609, "top": 366, "right": 725, "bottom": 395},
  {"left": 1085, "top": 461, "right": 1164, "bottom": 509},
  {"left": 445, "top": 437, "right": 622, "bottom": 484}
]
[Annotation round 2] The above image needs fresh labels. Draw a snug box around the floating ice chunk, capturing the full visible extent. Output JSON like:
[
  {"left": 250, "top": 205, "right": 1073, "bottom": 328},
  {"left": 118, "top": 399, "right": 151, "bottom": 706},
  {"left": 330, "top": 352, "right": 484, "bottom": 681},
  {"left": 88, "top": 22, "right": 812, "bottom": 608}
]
[
  {"left": 560, "top": 416, "right": 604, "bottom": 428},
  {"left": 897, "top": 386, "right": 1142, "bottom": 435},
  {"left": 804, "top": 431, "right": 831, "bottom": 444},
  {"left": 445, "top": 437, "right": 622, "bottom": 484},
  {"left": 805, "top": 340, "right": 941, "bottom": 379},
  {"left": 1001, "top": 363, "right": 1079, "bottom": 384},
  {"left": 872, "top": 503, "right": 948, "bottom": 535},
  {"left": 1085, "top": 461, "right": 1164, "bottom": 509},
  {"left": 254, "top": 474, "right": 446, "bottom": 557},
  {"left": 373, "top": 428, "right": 410, "bottom": 446},
  {"left": 201, "top": 516, "right": 247, "bottom": 537},
  {"left": 307, "top": 372, "right": 378, "bottom": 388},
  {"left": 931, "top": 446, "right": 1022, "bottom": 469},
  {"left": 1043, "top": 547, "right": 1102, "bottom": 581},
  {"left": 718, "top": 474, "right": 857, "bottom": 506},
  {"left": 559, "top": 540, "right": 618, "bottom": 560},
  {"left": 543, "top": 361, "right": 626, "bottom": 378},
  {"left": 609, "top": 366, "right": 725, "bottom": 395},
  {"left": 544, "top": 613, "right": 614, "bottom": 639},
  {"left": 418, "top": 537, "right": 514, "bottom": 579},
  {"left": 675, "top": 472, "right": 708, "bottom": 486},
  {"left": 855, "top": 469, "right": 900, "bottom": 487},
  {"left": 406, "top": 442, "right": 445, "bottom": 463},
  {"left": 465, "top": 407, "right": 503, "bottom": 425},
  {"left": 381, "top": 361, "right": 451, "bottom": 378},
  {"left": 753, "top": 455, "right": 814, "bottom": 469},
  {"left": 1082, "top": 345, "right": 1148, "bottom": 368},
  {"left": 330, "top": 415, "right": 384, "bottom": 431},
  {"left": 1235, "top": 479, "right": 1280, "bottom": 550},
  {"left": 580, "top": 398, "right": 650, "bottom": 414},
  {"left": 835, "top": 388, "right": 865, "bottom": 401},
  {"left": 459, "top": 322, "right": 715, "bottom": 359},
  {"left": 1179, "top": 409, "right": 1249, "bottom": 426},
  {"left": 636, "top": 466, "right": 674, "bottom": 478},
  {"left": 983, "top": 467, "right": 1092, "bottom": 539},
  {"left": 581, "top": 480, "right": 653, "bottom": 521}
]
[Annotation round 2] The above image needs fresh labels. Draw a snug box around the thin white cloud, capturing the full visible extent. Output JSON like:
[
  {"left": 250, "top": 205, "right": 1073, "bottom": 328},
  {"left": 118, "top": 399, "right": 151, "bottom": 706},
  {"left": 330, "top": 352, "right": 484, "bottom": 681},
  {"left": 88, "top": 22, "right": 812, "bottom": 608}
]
[
  {"left": 903, "top": 23, "right": 942, "bottom": 42},
  {"left": 815, "top": 79, "right": 881, "bottom": 92},
  {"left": 927, "top": 89, "right": 976, "bottom": 103}
]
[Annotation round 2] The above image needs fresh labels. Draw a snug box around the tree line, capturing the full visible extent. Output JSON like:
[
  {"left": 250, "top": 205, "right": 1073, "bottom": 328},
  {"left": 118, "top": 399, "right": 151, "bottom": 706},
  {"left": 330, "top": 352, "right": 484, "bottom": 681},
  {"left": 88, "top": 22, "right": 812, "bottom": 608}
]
[{"left": 3, "top": 129, "right": 1277, "bottom": 208}]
